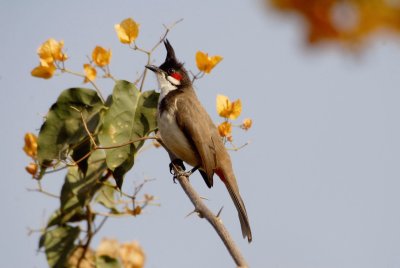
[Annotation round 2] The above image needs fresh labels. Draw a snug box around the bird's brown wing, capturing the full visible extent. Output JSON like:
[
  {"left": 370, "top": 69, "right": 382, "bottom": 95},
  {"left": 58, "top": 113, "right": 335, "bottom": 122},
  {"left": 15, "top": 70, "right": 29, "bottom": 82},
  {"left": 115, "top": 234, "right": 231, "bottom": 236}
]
[{"left": 175, "top": 93, "right": 217, "bottom": 187}]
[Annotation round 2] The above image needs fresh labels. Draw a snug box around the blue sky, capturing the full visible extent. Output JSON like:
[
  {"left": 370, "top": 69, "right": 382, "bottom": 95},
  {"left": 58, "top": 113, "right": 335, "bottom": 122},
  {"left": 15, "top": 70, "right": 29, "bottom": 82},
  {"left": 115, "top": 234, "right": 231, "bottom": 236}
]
[{"left": 2, "top": 0, "right": 400, "bottom": 267}]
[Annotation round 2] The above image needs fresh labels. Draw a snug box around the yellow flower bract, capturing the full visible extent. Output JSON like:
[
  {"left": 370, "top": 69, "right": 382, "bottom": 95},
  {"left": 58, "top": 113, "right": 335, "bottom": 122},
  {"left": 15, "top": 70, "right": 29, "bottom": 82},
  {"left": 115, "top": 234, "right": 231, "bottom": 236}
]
[
  {"left": 242, "top": 118, "right": 253, "bottom": 130},
  {"left": 92, "top": 46, "right": 112, "bottom": 67},
  {"left": 218, "top": 121, "right": 233, "bottom": 138},
  {"left": 196, "top": 51, "right": 223, "bottom": 74},
  {"left": 37, "top": 38, "right": 67, "bottom": 67},
  {"left": 23, "top": 132, "right": 38, "bottom": 158},
  {"left": 31, "top": 38, "right": 67, "bottom": 79},
  {"left": 115, "top": 18, "right": 140, "bottom": 44},
  {"left": 216, "top": 94, "right": 242, "bottom": 120},
  {"left": 83, "top": 64, "right": 97, "bottom": 83},
  {"left": 31, "top": 64, "right": 56, "bottom": 79},
  {"left": 25, "top": 163, "right": 38, "bottom": 176}
]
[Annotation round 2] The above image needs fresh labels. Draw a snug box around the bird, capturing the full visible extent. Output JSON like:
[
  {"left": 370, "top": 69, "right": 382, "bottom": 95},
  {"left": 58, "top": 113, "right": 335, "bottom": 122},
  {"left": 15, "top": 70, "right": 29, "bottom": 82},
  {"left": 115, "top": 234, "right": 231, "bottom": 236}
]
[{"left": 146, "top": 40, "right": 252, "bottom": 242}]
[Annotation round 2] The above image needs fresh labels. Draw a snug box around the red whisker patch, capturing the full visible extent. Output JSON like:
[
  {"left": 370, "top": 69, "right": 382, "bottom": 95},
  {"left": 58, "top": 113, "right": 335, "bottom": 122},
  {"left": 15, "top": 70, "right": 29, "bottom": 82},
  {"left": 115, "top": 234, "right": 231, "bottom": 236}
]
[{"left": 171, "top": 72, "right": 182, "bottom": 81}]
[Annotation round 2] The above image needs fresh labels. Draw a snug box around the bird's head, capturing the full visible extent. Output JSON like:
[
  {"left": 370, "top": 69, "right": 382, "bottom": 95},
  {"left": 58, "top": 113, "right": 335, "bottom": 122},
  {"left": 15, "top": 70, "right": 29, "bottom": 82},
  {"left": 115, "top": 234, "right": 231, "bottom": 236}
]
[{"left": 146, "top": 40, "right": 190, "bottom": 89}]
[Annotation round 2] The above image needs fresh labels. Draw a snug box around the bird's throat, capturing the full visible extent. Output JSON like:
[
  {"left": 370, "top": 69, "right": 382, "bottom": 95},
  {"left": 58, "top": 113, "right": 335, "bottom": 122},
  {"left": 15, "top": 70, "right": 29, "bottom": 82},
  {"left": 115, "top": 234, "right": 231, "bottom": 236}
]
[{"left": 156, "top": 73, "right": 178, "bottom": 105}]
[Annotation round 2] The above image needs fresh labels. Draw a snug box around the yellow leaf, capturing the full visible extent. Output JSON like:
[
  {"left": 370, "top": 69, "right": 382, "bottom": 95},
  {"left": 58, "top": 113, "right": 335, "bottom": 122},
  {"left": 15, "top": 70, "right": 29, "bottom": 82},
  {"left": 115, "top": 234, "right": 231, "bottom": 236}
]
[
  {"left": 31, "top": 64, "right": 56, "bottom": 79},
  {"left": 83, "top": 64, "right": 97, "bottom": 83},
  {"left": 196, "top": 51, "right": 223, "bottom": 74},
  {"left": 92, "top": 46, "right": 112, "bottom": 67},
  {"left": 218, "top": 121, "right": 232, "bottom": 138},
  {"left": 115, "top": 18, "right": 139, "bottom": 44},
  {"left": 241, "top": 118, "right": 253, "bottom": 130},
  {"left": 25, "top": 163, "right": 38, "bottom": 176},
  {"left": 23, "top": 132, "right": 38, "bottom": 157},
  {"left": 119, "top": 241, "right": 146, "bottom": 268},
  {"left": 216, "top": 94, "right": 242, "bottom": 120},
  {"left": 37, "top": 38, "right": 67, "bottom": 66},
  {"left": 270, "top": 0, "right": 400, "bottom": 45}
]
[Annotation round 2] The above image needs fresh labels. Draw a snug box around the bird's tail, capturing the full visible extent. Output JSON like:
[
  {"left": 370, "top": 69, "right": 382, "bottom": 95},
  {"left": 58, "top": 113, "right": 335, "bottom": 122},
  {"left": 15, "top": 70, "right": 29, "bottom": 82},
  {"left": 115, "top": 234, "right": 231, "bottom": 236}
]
[{"left": 216, "top": 169, "right": 252, "bottom": 243}]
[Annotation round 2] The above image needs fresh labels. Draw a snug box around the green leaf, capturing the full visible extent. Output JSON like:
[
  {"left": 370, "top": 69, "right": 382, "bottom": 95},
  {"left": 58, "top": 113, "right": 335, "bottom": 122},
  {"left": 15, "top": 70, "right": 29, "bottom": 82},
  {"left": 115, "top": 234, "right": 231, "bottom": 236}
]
[
  {"left": 47, "top": 150, "right": 107, "bottom": 227},
  {"left": 39, "top": 225, "right": 80, "bottom": 268},
  {"left": 96, "top": 255, "right": 122, "bottom": 268},
  {"left": 95, "top": 185, "right": 118, "bottom": 212},
  {"left": 37, "top": 88, "right": 104, "bottom": 175},
  {"left": 98, "top": 80, "right": 159, "bottom": 189},
  {"left": 71, "top": 138, "right": 91, "bottom": 175}
]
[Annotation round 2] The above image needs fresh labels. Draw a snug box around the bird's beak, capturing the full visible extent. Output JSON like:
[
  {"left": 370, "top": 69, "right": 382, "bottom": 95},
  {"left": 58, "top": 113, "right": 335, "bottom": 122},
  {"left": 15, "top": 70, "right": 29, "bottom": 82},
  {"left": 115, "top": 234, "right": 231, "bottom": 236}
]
[{"left": 145, "top": 65, "right": 163, "bottom": 74}]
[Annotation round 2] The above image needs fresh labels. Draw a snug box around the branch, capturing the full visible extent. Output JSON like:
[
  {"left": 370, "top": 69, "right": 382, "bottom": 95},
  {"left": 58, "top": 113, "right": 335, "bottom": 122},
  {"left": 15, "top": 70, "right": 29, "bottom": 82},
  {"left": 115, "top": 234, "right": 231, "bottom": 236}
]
[
  {"left": 154, "top": 132, "right": 248, "bottom": 266},
  {"left": 77, "top": 205, "right": 93, "bottom": 268},
  {"left": 171, "top": 163, "right": 249, "bottom": 268}
]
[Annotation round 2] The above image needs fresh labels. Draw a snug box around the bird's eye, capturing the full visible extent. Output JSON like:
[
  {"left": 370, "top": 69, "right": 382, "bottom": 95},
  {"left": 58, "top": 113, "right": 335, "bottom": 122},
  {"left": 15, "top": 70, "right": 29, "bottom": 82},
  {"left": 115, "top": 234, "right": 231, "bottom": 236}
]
[{"left": 168, "top": 68, "right": 175, "bottom": 74}]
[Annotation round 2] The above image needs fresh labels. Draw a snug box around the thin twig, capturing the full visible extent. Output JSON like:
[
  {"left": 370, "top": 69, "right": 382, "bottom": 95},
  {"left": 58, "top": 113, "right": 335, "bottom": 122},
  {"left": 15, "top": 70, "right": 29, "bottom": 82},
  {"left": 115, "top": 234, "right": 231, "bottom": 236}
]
[
  {"left": 72, "top": 107, "right": 97, "bottom": 147},
  {"left": 91, "top": 211, "right": 131, "bottom": 218},
  {"left": 75, "top": 108, "right": 157, "bottom": 150},
  {"left": 96, "top": 136, "right": 156, "bottom": 150},
  {"left": 130, "top": 18, "right": 183, "bottom": 92},
  {"left": 92, "top": 216, "right": 108, "bottom": 237},
  {"left": 26, "top": 188, "right": 59, "bottom": 198},
  {"left": 190, "top": 70, "right": 205, "bottom": 84},
  {"left": 27, "top": 181, "right": 59, "bottom": 198},
  {"left": 44, "top": 165, "right": 68, "bottom": 174},
  {"left": 59, "top": 68, "right": 105, "bottom": 103},
  {"left": 151, "top": 18, "right": 184, "bottom": 53},
  {"left": 227, "top": 141, "right": 250, "bottom": 152}
]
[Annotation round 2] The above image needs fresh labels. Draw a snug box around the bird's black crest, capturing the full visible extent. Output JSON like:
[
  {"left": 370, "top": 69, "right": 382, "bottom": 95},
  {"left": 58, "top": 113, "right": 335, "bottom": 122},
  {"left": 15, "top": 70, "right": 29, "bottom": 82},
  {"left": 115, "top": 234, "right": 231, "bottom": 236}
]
[
  {"left": 161, "top": 39, "right": 184, "bottom": 70},
  {"left": 164, "top": 39, "right": 177, "bottom": 62},
  {"left": 159, "top": 39, "right": 190, "bottom": 86}
]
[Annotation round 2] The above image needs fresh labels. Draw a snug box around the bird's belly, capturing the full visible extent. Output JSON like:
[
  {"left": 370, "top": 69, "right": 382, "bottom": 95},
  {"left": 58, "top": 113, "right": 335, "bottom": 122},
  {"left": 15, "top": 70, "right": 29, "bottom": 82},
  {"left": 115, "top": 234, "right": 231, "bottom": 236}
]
[{"left": 158, "top": 112, "right": 199, "bottom": 167}]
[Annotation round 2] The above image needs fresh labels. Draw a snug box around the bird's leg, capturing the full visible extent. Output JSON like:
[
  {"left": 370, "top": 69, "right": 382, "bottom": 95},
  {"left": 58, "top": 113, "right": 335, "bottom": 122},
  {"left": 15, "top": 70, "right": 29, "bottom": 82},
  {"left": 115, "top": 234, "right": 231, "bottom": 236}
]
[
  {"left": 170, "top": 159, "right": 186, "bottom": 183},
  {"left": 170, "top": 160, "right": 199, "bottom": 183},
  {"left": 169, "top": 159, "right": 186, "bottom": 175},
  {"left": 188, "top": 166, "right": 199, "bottom": 174}
]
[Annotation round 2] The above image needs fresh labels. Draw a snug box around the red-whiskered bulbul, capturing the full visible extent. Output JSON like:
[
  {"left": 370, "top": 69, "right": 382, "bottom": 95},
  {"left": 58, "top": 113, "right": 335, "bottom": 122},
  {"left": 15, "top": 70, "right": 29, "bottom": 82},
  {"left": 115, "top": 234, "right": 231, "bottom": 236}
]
[{"left": 146, "top": 40, "right": 252, "bottom": 242}]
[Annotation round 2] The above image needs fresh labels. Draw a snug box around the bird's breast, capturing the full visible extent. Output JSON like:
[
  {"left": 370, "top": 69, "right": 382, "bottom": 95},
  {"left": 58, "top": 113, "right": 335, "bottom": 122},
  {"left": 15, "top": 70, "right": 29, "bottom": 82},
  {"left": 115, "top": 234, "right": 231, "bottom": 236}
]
[{"left": 158, "top": 109, "right": 199, "bottom": 167}]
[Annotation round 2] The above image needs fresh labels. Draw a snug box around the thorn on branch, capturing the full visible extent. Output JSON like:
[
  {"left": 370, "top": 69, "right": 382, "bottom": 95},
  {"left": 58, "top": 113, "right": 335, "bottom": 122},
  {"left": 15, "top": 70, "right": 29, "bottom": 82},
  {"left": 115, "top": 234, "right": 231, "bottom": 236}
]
[{"left": 216, "top": 206, "right": 224, "bottom": 218}]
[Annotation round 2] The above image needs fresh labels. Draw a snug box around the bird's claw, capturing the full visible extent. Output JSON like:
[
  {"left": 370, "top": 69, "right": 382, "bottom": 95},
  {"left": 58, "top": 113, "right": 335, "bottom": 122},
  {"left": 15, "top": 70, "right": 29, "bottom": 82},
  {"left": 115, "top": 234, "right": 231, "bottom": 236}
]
[
  {"left": 173, "top": 169, "right": 194, "bottom": 182},
  {"left": 169, "top": 159, "right": 186, "bottom": 183}
]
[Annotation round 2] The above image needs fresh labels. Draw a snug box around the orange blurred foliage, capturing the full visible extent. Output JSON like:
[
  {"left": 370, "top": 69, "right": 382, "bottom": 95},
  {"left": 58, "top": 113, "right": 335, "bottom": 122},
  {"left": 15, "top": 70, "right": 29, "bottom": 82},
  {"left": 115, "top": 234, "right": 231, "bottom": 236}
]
[{"left": 269, "top": 0, "right": 400, "bottom": 44}]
